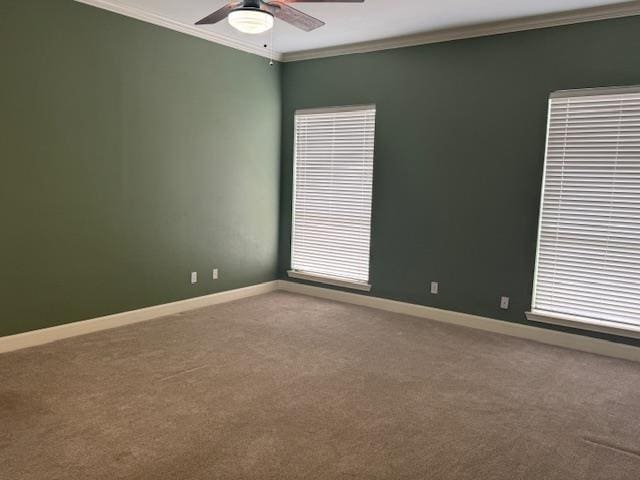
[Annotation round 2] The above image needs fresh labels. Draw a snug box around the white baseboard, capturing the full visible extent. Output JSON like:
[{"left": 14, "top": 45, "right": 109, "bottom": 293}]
[
  {"left": 3, "top": 279, "right": 638, "bottom": 362},
  {"left": 277, "top": 281, "right": 640, "bottom": 363},
  {"left": 0, "top": 281, "right": 279, "bottom": 354}
]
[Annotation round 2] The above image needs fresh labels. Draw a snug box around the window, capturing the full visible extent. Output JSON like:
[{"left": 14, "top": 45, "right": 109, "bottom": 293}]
[
  {"left": 528, "top": 86, "right": 640, "bottom": 337},
  {"left": 289, "top": 105, "right": 376, "bottom": 291}
]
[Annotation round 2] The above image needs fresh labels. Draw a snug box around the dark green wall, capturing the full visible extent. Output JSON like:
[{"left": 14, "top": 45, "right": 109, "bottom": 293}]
[
  {"left": 0, "top": 0, "right": 281, "bottom": 336},
  {"left": 279, "top": 16, "right": 640, "bottom": 345},
  {"left": 2, "top": 2, "right": 639, "bottom": 345}
]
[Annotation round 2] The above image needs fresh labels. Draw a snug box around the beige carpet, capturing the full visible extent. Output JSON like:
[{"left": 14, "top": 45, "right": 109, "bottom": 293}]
[{"left": 1, "top": 292, "right": 639, "bottom": 479}]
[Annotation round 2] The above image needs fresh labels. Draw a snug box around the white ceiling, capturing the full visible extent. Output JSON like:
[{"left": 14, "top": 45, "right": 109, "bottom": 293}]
[{"left": 81, "top": 0, "right": 636, "bottom": 58}]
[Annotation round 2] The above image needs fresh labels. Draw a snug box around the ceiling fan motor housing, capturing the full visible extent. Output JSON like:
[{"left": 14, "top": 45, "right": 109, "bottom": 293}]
[
  {"left": 243, "top": 0, "right": 262, "bottom": 9},
  {"left": 232, "top": 0, "right": 271, "bottom": 17}
]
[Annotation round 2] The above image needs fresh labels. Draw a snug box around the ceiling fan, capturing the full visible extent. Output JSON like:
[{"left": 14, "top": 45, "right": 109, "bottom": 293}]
[{"left": 196, "top": 0, "right": 364, "bottom": 35}]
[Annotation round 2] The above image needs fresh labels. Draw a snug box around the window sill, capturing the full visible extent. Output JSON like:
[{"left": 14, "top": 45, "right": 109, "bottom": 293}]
[
  {"left": 526, "top": 310, "right": 640, "bottom": 340},
  {"left": 287, "top": 270, "right": 372, "bottom": 292}
]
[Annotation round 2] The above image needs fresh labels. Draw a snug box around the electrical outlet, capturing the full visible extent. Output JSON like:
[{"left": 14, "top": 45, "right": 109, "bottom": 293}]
[
  {"left": 212, "top": 268, "right": 219, "bottom": 280},
  {"left": 191, "top": 272, "right": 198, "bottom": 284},
  {"left": 430, "top": 281, "right": 439, "bottom": 295},
  {"left": 500, "top": 296, "right": 510, "bottom": 309}
]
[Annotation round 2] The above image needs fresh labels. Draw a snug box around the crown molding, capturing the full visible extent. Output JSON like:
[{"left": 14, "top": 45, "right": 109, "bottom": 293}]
[
  {"left": 281, "top": 1, "right": 640, "bottom": 62},
  {"left": 74, "top": 0, "right": 283, "bottom": 61},
  {"left": 74, "top": 1, "right": 640, "bottom": 63}
]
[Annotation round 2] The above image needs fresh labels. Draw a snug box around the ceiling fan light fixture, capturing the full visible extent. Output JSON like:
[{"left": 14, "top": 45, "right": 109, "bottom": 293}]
[{"left": 228, "top": 8, "right": 274, "bottom": 35}]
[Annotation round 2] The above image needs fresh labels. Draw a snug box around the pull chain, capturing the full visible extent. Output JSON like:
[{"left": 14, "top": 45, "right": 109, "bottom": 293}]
[{"left": 269, "top": 24, "right": 274, "bottom": 66}]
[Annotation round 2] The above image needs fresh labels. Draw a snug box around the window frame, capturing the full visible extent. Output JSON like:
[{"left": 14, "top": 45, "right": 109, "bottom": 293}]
[
  {"left": 527, "top": 85, "right": 640, "bottom": 339},
  {"left": 287, "top": 104, "right": 376, "bottom": 292}
]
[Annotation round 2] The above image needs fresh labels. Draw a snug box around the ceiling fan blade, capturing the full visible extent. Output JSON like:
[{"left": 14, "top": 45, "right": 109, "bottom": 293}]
[
  {"left": 195, "top": 2, "right": 242, "bottom": 25},
  {"left": 266, "top": 2, "right": 325, "bottom": 31},
  {"left": 282, "top": 1, "right": 364, "bottom": 2}
]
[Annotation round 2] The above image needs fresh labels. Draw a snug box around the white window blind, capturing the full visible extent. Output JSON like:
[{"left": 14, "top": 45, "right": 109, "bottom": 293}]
[
  {"left": 531, "top": 86, "right": 640, "bottom": 333},
  {"left": 290, "top": 105, "right": 376, "bottom": 288}
]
